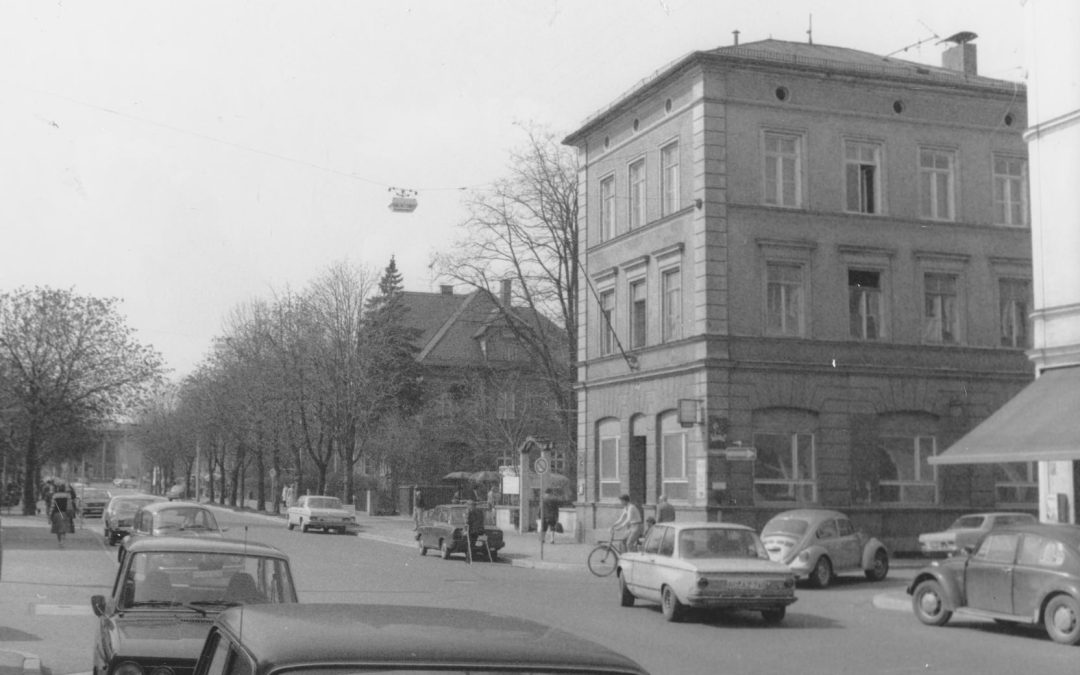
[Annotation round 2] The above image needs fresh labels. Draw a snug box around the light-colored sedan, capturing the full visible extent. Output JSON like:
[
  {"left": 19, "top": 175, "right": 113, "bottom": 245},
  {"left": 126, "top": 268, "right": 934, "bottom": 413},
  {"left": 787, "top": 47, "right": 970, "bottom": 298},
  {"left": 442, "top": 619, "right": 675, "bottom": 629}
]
[
  {"left": 761, "top": 509, "right": 889, "bottom": 588},
  {"left": 286, "top": 495, "right": 356, "bottom": 534},
  {"left": 918, "top": 512, "right": 1037, "bottom": 557},
  {"left": 617, "top": 521, "right": 797, "bottom": 623}
]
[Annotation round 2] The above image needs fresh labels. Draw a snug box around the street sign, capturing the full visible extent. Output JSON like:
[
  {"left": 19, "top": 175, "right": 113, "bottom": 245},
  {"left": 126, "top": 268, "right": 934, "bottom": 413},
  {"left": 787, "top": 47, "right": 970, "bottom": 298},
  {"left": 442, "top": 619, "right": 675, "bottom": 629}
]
[
  {"left": 534, "top": 457, "right": 549, "bottom": 474},
  {"left": 720, "top": 447, "right": 757, "bottom": 461}
]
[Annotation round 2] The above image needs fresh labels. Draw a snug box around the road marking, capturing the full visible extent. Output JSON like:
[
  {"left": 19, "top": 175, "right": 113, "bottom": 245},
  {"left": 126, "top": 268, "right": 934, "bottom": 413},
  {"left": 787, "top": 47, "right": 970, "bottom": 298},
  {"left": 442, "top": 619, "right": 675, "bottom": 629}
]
[{"left": 31, "top": 604, "right": 94, "bottom": 616}]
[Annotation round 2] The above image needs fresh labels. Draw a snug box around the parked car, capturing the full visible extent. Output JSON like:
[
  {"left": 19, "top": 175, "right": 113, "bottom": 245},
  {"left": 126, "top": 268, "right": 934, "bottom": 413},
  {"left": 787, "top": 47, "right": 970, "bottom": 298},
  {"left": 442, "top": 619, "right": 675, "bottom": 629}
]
[
  {"left": 167, "top": 483, "right": 187, "bottom": 500},
  {"left": 193, "top": 603, "right": 650, "bottom": 675},
  {"left": 103, "top": 493, "right": 168, "bottom": 545},
  {"left": 918, "top": 511, "right": 1037, "bottom": 557},
  {"left": 761, "top": 508, "right": 889, "bottom": 588},
  {"left": 113, "top": 476, "right": 138, "bottom": 489},
  {"left": 908, "top": 522, "right": 1080, "bottom": 645},
  {"left": 285, "top": 495, "right": 356, "bottom": 534},
  {"left": 118, "top": 501, "right": 226, "bottom": 562},
  {"left": 617, "top": 521, "right": 796, "bottom": 623},
  {"left": 76, "top": 486, "right": 111, "bottom": 518},
  {"left": 415, "top": 503, "right": 504, "bottom": 561},
  {"left": 92, "top": 536, "right": 298, "bottom": 675}
]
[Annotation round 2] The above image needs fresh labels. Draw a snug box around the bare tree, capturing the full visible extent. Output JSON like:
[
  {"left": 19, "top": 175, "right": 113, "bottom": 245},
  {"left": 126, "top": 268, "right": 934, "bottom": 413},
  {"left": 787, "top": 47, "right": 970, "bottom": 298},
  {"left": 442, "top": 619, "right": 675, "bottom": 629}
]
[
  {"left": 0, "top": 287, "right": 164, "bottom": 514},
  {"left": 431, "top": 123, "right": 578, "bottom": 452}
]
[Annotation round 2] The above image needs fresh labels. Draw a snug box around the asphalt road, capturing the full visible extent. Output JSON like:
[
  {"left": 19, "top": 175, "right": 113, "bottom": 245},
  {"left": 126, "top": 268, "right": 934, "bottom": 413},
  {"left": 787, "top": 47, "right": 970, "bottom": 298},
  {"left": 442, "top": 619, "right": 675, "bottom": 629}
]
[{"left": 3, "top": 503, "right": 1079, "bottom": 675}]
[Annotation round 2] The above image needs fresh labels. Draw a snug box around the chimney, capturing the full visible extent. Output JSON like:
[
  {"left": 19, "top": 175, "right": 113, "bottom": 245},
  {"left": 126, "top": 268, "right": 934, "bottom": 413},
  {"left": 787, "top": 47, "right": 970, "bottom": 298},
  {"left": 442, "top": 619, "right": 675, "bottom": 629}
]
[
  {"left": 500, "top": 279, "right": 512, "bottom": 306},
  {"left": 439, "top": 284, "right": 453, "bottom": 295},
  {"left": 941, "top": 31, "right": 978, "bottom": 76}
]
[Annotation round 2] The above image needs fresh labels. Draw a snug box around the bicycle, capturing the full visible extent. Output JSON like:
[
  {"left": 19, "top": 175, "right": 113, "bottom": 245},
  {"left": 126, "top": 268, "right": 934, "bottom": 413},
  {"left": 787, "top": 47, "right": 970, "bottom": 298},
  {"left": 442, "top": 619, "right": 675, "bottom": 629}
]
[{"left": 587, "top": 537, "right": 624, "bottom": 577}]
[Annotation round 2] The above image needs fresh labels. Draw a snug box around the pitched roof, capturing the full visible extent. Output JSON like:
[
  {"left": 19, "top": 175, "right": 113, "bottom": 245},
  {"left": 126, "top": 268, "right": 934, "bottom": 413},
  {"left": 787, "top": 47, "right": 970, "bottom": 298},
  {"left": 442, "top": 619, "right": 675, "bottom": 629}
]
[{"left": 566, "top": 38, "right": 1023, "bottom": 143}]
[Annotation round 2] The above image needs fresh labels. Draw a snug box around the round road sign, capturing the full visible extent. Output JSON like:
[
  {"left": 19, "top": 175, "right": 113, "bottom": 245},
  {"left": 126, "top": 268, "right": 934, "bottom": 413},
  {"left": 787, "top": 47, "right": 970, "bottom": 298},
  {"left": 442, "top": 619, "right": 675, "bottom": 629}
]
[{"left": 534, "top": 457, "right": 549, "bottom": 474}]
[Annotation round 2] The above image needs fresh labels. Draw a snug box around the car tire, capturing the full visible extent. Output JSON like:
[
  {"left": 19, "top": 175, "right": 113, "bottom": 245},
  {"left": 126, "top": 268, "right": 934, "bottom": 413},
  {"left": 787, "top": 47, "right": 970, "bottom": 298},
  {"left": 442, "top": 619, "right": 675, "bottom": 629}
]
[
  {"left": 911, "top": 579, "right": 952, "bottom": 626},
  {"left": 1044, "top": 594, "right": 1080, "bottom": 645},
  {"left": 418, "top": 538, "right": 427, "bottom": 556},
  {"left": 661, "top": 585, "right": 684, "bottom": 622},
  {"left": 619, "top": 574, "right": 635, "bottom": 607},
  {"left": 865, "top": 549, "right": 889, "bottom": 581},
  {"left": 810, "top": 556, "right": 833, "bottom": 588},
  {"left": 287, "top": 520, "right": 295, "bottom": 531},
  {"left": 300, "top": 520, "right": 309, "bottom": 533},
  {"left": 440, "top": 540, "right": 452, "bottom": 560},
  {"left": 761, "top": 607, "right": 786, "bottom": 624}
]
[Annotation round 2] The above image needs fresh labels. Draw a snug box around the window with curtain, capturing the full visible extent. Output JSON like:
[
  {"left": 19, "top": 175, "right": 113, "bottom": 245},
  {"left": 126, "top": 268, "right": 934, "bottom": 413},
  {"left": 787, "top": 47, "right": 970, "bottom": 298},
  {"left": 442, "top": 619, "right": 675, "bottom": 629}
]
[
  {"left": 763, "top": 131, "right": 802, "bottom": 207},
  {"left": 660, "top": 141, "right": 680, "bottom": 216},
  {"left": 753, "top": 432, "right": 816, "bottom": 503}
]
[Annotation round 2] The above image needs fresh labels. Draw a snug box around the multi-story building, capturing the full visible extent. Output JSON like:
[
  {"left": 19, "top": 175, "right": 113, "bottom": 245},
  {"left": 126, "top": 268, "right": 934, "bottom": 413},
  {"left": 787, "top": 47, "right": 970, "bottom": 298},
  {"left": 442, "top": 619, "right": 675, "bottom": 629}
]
[{"left": 564, "top": 36, "right": 1032, "bottom": 551}]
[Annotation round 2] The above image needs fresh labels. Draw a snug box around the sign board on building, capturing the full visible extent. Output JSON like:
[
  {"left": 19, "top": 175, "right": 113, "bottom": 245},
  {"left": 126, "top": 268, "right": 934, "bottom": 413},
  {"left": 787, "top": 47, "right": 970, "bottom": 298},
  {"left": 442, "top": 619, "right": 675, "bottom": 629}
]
[{"left": 720, "top": 446, "right": 757, "bottom": 461}]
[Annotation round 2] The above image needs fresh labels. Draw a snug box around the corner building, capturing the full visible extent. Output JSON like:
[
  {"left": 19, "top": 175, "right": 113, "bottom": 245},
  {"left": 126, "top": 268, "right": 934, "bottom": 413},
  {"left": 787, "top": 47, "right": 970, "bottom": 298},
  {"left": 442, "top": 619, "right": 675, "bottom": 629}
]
[{"left": 564, "top": 38, "right": 1033, "bottom": 552}]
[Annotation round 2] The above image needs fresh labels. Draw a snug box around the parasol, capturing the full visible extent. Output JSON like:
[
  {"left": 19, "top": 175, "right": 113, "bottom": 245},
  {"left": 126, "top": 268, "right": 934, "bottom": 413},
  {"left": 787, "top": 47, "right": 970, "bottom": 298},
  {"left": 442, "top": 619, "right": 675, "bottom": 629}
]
[
  {"left": 442, "top": 471, "right": 473, "bottom": 482},
  {"left": 470, "top": 470, "right": 502, "bottom": 483}
]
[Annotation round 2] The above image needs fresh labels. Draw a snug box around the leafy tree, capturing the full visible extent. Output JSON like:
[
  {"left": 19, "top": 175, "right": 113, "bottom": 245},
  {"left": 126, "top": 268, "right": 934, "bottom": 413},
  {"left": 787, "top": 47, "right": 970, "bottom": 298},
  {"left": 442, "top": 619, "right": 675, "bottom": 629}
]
[{"left": 0, "top": 287, "right": 164, "bottom": 514}]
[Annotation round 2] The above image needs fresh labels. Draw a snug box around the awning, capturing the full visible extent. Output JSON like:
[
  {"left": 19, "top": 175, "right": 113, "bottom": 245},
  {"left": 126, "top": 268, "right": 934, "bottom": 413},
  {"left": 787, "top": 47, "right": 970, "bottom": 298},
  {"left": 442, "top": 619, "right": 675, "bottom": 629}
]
[{"left": 931, "top": 366, "right": 1080, "bottom": 465}]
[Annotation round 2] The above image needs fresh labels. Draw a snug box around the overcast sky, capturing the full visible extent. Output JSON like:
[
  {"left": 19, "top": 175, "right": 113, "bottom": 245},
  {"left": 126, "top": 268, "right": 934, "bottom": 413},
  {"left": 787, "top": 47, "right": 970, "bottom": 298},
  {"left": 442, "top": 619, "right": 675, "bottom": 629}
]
[{"left": 0, "top": 1, "right": 1028, "bottom": 379}]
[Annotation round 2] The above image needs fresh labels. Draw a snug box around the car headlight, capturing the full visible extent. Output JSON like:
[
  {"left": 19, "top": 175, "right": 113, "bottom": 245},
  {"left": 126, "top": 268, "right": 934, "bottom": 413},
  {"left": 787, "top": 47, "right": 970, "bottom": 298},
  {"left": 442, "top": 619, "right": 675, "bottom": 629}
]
[
  {"left": 113, "top": 661, "right": 145, "bottom": 675},
  {"left": 797, "top": 550, "right": 810, "bottom": 563}
]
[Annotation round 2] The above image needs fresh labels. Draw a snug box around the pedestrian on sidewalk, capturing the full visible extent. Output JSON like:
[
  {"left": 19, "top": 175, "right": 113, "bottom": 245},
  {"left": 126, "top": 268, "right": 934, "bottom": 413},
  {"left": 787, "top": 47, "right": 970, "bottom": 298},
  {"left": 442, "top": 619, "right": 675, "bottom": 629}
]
[
  {"left": 48, "top": 485, "right": 76, "bottom": 547},
  {"left": 413, "top": 488, "right": 424, "bottom": 529},
  {"left": 540, "top": 488, "right": 561, "bottom": 544},
  {"left": 657, "top": 494, "right": 675, "bottom": 523}
]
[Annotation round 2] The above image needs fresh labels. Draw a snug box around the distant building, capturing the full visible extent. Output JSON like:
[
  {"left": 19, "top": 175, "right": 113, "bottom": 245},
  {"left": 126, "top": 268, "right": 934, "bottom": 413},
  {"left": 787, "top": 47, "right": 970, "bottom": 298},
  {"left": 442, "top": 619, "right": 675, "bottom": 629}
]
[
  {"left": 564, "top": 36, "right": 1031, "bottom": 551},
  {"left": 393, "top": 282, "right": 569, "bottom": 484}
]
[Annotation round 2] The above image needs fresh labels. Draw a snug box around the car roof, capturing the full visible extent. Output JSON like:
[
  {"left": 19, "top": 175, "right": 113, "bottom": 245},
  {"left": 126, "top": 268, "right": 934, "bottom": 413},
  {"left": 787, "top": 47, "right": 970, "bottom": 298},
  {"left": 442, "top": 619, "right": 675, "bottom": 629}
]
[
  {"left": 961, "top": 512, "right": 1035, "bottom": 519},
  {"left": 138, "top": 500, "right": 212, "bottom": 513},
  {"left": 126, "top": 535, "right": 289, "bottom": 558},
  {"left": 768, "top": 509, "right": 846, "bottom": 521},
  {"left": 652, "top": 521, "right": 754, "bottom": 533},
  {"left": 992, "top": 522, "right": 1080, "bottom": 546},
  {"left": 215, "top": 604, "right": 649, "bottom": 674},
  {"left": 109, "top": 493, "right": 166, "bottom": 503}
]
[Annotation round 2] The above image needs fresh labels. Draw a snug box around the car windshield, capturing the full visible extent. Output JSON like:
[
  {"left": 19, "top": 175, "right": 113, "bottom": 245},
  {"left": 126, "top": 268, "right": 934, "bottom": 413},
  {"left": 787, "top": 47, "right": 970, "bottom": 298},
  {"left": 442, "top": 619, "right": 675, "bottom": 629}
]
[
  {"left": 679, "top": 528, "right": 767, "bottom": 559},
  {"left": 950, "top": 515, "right": 986, "bottom": 529},
  {"left": 307, "top": 497, "right": 343, "bottom": 509},
  {"left": 81, "top": 489, "right": 109, "bottom": 500},
  {"left": 156, "top": 508, "right": 219, "bottom": 531},
  {"left": 123, "top": 551, "right": 296, "bottom": 609},
  {"left": 116, "top": 499, "right": 159, "bottom": 514},
  {"left": 762, "top": 517, "right": 809, "bottom": 537}
]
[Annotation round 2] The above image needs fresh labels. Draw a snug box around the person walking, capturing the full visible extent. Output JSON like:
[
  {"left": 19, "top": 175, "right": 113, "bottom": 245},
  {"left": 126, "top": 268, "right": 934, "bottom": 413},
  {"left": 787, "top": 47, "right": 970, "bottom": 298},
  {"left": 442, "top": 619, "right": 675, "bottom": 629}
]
[
  {"left": 540, "top": 488, "right": 561, "bottom": 544},
  {"left": 610, "top": 494, "right": 643, "bottom": 552},
  {"left": 657, "top": 494, "right": 675, "bottom": 523},
  {"left": 49, "top": 484, "right": 76, "bottom": 547},
  {"left": 413, "top": 488, "right": 424, "bottom": 529}
]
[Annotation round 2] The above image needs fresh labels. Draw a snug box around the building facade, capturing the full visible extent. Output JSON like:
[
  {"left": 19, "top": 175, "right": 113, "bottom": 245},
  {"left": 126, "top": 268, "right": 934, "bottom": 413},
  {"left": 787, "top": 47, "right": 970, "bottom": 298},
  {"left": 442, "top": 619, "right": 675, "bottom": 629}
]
[{"left": 564, "top": 37, "right": 1033, "bottom": 552}]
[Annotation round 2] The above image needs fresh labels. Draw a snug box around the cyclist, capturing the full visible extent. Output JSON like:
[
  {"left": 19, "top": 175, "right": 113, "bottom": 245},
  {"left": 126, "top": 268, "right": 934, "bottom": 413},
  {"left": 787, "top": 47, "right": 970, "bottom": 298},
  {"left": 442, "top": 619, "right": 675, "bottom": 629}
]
[{"left": 610, "top": 494, "right": 643, "bottom": 552}]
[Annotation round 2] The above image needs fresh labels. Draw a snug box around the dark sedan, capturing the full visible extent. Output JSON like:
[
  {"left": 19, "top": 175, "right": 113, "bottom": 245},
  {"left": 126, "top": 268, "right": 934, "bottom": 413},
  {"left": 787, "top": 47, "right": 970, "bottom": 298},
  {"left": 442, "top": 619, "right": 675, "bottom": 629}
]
[
  {"left": 92, "top": 536, "right": 297, "bottom": 675},
  {"left": 194, "top": 604, "right": 649, "bottom": 675},
  {"left": 908, "top": 522, "right": 1080, "bottom": 645},
  {"left": 103, "top": 493, "right": 167, "bottom": 545},
  {"left": 77, "top": 486, "right": 111, "bottom": 518},
  {"left": 416, "top": 503, "right": 504, "bottom": 561},
  {"left": 118, "top": 501, "right": 226, "bottom": 562}
]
